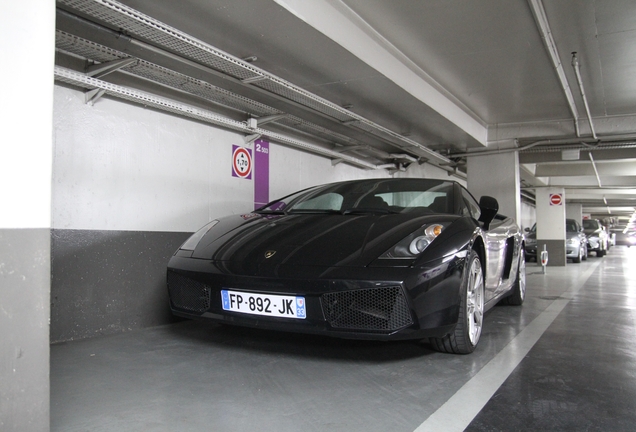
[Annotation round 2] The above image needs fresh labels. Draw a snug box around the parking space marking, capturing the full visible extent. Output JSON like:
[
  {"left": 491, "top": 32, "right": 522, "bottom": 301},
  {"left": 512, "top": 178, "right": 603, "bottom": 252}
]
[{"left": 414, "top": 261, "right": 601, "bottom": 432}]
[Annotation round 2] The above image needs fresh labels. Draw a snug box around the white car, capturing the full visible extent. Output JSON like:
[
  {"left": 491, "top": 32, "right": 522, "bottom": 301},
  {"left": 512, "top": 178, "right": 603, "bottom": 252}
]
[{"left": 582, "top": 219, "right": 609, "bottom": 257}]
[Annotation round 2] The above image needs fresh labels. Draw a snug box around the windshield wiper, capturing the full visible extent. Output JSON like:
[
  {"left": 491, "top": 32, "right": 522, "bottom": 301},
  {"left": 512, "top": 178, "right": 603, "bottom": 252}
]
[
  {"left": 287, "top": 209, "right": 343, "bottom": 215},
  {"left": 254, "top": 209, "right": 287, "bottom": 215},
  {"left": 342, "top": 208, "right": 399, "bottom": 215}
]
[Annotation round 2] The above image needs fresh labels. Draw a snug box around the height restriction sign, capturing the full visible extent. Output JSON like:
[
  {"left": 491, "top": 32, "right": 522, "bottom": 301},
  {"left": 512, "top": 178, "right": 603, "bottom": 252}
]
[{"left": 232, "top": 145, "right": 252, "bottom": 179}]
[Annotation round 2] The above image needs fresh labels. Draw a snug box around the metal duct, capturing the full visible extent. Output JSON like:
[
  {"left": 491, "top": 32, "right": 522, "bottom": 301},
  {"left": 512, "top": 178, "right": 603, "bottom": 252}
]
[
  {"left": 527, "top": 0, "right": 581, "bottom": 137},
  {"left": 571, "top": 53, "right": 598, "bottom": 140},
  {"left": 54, "top": 66, "right": 379, "bottom": 170}
]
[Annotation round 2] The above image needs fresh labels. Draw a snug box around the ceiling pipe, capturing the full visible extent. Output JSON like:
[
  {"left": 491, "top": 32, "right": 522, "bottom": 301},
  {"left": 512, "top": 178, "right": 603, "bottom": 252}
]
[
  {"left": 522, "top": 185, "right": 636, "bottom": 190},
  {"left": 54, "top": 66, "right": 380, "bottom": 170},
  {"left": 527, "top": 0, "right": 581, "bottom": 137},
  {"left": 571, "top": 52, "right": 598, "bottom": 140},
  {"left": 588, "top": 152, "right": 602, "bottom": 187},
  {"left": 389, "top": 153, "right": 418, "bottom": 162},
  {"left": 603, "top": 196, "right": 612, "bottom": 215},
  {"left": 450, "top": 136, "right": 636, "bottom": 158},
  {"left": 56, "top": 4, "right": 451, "bottom": 166},
  {"left": 517, "top": 133, "right": 636, "bottom": 146}
]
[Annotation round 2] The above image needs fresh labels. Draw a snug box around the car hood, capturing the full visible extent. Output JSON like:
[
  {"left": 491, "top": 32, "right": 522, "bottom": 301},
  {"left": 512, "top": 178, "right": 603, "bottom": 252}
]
[
  {"left": 191, "top": 212, "right": 460, "bottom": 269},
  {"left": 583, "top": 228, "right": 602, "bottom": 236}
]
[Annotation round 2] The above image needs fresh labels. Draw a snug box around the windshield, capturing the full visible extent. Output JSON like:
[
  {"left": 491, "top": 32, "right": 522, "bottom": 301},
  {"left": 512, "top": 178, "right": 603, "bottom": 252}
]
[
  {"left": 566, "top": 220, "right": 578, "bottom": 233},
  {"left": 255, "top": 179, "right": 456, "bottom": 215},
  {"left": 582, "top": 220, "right": 599, "bottom": 230}
]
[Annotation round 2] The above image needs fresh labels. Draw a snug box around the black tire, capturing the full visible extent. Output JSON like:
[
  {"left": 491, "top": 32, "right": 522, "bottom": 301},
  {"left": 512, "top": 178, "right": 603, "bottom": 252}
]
[
  {"left": 597, "top": 249, "right": 605, "bottom": 257},
  {"left": 502, "top": 252, "right": 526, "bottom": 306},
  {"left": 430, "top": 249, "right": 484, "bottom": 354}
]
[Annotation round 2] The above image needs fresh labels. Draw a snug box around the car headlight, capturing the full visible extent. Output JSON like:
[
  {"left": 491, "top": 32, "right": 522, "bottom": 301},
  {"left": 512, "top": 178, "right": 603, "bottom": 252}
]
[
  {"left": 567, "top": 238, "right": 578, "bottom": 246},
  {"left": 380, "top": 223, "right": 447, "bottom": 259},
  {"left": 180, "top": 220, "right": 219, "bottom": 251},
  {"left": 526, "top": 238, "right": 536, "bottom": 246}
]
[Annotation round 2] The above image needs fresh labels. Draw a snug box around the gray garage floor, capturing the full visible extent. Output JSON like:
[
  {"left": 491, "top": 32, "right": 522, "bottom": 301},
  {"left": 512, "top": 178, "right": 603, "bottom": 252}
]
[{"left": 51, "top": 247, "right": 636, "bottom": 432}]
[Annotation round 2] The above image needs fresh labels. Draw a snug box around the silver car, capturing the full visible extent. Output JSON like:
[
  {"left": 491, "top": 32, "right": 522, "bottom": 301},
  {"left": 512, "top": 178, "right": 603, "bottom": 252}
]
[
  {"left": 566, "top": 219, "right": 588, "bottom": 263},
  {"left": 524, "top": 218, "right": 587, "bottom": 263},
  {"left": 583, "top": 219, "right": 609, "bottom": 257}
]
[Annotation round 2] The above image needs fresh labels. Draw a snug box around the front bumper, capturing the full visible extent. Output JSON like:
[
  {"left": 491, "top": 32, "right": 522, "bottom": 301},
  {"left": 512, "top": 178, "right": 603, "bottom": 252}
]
[
  {"left": 166, "top": 254, "right": 465, "bottom": 341},
  {"left": 587, "top": 237, "right": 602, "bottom": 251}
]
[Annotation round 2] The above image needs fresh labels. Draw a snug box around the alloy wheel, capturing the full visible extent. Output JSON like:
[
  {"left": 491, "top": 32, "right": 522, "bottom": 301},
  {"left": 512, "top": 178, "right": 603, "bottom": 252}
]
[{"left": 466, "top": 258, "right": 484, "bottom": 345}]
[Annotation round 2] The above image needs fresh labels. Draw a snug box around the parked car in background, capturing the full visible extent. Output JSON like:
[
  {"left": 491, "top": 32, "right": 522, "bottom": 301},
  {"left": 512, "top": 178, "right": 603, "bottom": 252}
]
[
  {"left": 524, "top": 218, "right": 588, "bottom": 263},
  {"left": 524, "top": 224, "right": 537, "bottom": 261},
  {"left": 583, "top": 219, "right": 609, "bottom": 257},
  {"left": 615, "top": 231, "right": 636, "bottom": 247},
  {"left": 566, "top": 219, "right": 587, "bottom": 263}
]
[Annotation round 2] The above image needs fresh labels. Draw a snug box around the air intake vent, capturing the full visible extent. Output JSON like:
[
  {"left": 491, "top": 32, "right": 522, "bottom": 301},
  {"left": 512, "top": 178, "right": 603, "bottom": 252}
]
[
  {"left": 167, "top": 272, "right": 211, "bottom": 314},
  {"left": 321, "top": 287, "right": 413, "bottom": 332}
]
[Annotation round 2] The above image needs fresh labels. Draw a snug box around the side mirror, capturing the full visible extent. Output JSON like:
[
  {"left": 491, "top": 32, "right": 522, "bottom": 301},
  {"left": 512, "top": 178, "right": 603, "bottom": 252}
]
[
  {"left": 524, "top": 227, "right": 530, "bottom": 232},
  {"left": 478, "top": 196, "right": 499, "bottom": 230}
]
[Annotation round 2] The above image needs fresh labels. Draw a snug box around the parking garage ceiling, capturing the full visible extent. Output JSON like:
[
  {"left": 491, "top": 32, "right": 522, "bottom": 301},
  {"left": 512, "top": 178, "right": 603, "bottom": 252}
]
[{"left": 54, "top": 0, "right": 636, "bottom": 231}]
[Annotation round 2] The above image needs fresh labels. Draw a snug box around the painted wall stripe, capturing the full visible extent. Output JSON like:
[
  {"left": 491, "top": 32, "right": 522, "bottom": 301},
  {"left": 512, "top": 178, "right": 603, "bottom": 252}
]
[
  {"left": 414, "top": 261, "right": 601, "bottom": 432},
  {"left": 254, "top": 139, "right": 270, "bottom": 209}
]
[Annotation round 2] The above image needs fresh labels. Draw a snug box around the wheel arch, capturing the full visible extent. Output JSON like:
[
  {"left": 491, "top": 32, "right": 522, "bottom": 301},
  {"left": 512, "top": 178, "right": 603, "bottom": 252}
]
[{"left": 471, "top": 234, "right": 486, "bottom": 275}]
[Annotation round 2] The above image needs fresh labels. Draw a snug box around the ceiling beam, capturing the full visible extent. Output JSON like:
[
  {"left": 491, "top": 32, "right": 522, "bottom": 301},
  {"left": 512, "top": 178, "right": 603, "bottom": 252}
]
[
  {"left": 527, "top": 0, "right": 580, "bottom": 137},
  {"left": 55, "top": 4, "right": 452, "bottom": 165},
  {"left": 271, "top": 0, "right": 488, "bottom": 146},
  {"left": 534, "top": 160, "right": 636, "bottom": 177},
  {"left": 540, "top": 176, "right": 636, "bottom": 187},
  {"left": 488, "top": 114, "right": 636, "bottom": 142},
  {"left": 520, "top": 147, "right": 636, "bottom": 163}
]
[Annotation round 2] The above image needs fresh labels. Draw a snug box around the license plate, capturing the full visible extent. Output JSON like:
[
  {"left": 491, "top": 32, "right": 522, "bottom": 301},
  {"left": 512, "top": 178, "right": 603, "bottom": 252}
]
[{"left": 221, "top": 290, "right": 306, "bottom": 319}]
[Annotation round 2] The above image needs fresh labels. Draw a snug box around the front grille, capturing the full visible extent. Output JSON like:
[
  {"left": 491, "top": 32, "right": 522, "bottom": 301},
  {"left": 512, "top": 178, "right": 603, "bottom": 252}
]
[
  {"left": 321, "top": 287, "right": 413, "bottom": 332},
  {"left": 167, "top": 272, "right": 211, "bottom": 314}
]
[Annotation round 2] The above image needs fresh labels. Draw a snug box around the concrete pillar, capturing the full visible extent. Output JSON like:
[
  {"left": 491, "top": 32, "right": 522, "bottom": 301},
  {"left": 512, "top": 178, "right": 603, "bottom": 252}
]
[
  {"left": 467, "top": 146, "right": 520, "bottom": 225},
  {"left": 566, "top": 203, "right": 583, "bottom": 224},
  {"left": 0, "top": 1, "right": 54, "bottom": 431},
  {"left": 536, "top": 188, "right": 567, "bottom": 266}
]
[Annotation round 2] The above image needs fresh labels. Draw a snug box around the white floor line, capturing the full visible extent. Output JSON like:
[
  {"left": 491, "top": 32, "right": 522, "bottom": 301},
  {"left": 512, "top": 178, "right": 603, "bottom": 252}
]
[{"left": 414, "top": 261, "right": 601, "bottom": 432}]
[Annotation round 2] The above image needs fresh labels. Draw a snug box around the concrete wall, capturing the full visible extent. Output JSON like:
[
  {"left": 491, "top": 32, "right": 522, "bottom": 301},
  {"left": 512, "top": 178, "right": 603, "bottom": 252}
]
[
  {"left": 467, "top": 150, "right": 521, "bottom": 224},
  {"left": 566, "top": 203, "right": 583, "bottom": 223},
  {"left": 535, "top": 188, "right": 567, "bottom": 266},
  {"left": 520, "top": 201, "right": 537, "bottom": 231},
  {"left": 52, "top": 85, "right": 393, "bottom": 342},
  {"left": 0, "top": 1, "right": 54, "bottom": 430}
]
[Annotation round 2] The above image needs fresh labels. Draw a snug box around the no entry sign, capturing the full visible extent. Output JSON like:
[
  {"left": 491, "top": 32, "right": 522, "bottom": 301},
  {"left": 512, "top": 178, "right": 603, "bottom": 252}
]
[
  {"left": 549, "top": 193, "right": 563, "bottom": 206},
  {"left": 232, "top": 145, "right": 252, "bottom": 179}
]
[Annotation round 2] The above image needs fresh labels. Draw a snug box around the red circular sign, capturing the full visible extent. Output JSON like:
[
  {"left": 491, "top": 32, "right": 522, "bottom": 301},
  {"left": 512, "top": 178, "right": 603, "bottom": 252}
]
[
  {"left": 233, "top": 147, "right": 252, "bottom": 178},
  {"left": 550, "top": 194, "right": 562, "bottom": 206}
]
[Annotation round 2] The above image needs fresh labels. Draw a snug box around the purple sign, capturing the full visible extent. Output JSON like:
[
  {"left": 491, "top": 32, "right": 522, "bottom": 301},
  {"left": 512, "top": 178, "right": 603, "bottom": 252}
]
[{"left": 253, "top": 139, "right": 270, "bottom": 209}]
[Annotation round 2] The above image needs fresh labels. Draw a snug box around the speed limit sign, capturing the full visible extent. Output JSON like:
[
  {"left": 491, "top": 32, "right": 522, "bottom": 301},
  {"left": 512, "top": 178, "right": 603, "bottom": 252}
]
[{"left": 232, "top": 145, "right": 252, "bottom": 179}]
